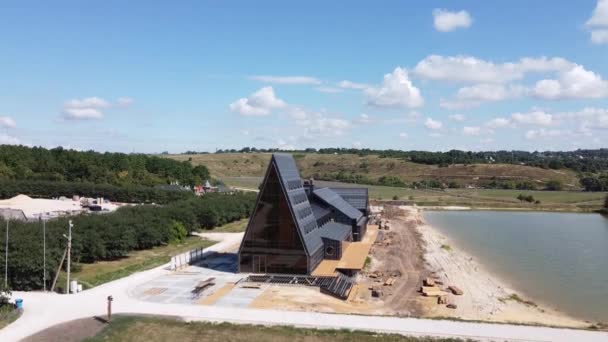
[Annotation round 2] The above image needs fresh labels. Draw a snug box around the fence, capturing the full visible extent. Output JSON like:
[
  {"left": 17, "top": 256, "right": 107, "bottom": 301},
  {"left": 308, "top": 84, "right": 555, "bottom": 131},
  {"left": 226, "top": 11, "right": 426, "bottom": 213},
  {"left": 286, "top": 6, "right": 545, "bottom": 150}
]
[{"left": 170, "top": 246, "right": 206, "bottom": 271}]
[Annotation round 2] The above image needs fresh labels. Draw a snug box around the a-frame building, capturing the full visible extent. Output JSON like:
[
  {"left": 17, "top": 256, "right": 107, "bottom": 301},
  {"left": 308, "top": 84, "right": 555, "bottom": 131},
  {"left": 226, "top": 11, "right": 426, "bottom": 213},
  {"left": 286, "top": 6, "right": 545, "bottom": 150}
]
[
  {"left": 238, "top": 154, "right": 324, "bottom": 274},
  {"left": 238, "top": 153, "right": 370, "bottom": 276}
]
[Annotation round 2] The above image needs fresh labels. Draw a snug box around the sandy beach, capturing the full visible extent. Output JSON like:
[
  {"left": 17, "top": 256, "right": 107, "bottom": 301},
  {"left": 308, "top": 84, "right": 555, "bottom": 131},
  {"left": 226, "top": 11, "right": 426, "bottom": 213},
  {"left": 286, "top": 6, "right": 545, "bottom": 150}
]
[{"left": 404, "top": 205, "right": 589, "bottom": 328}]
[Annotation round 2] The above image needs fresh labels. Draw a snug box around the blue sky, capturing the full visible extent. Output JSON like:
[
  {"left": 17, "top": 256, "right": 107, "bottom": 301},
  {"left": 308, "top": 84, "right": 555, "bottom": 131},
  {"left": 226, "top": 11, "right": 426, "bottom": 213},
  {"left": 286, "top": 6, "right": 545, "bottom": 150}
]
[{"left": 1, "top": 0, "right": 607, "bottom": 153}]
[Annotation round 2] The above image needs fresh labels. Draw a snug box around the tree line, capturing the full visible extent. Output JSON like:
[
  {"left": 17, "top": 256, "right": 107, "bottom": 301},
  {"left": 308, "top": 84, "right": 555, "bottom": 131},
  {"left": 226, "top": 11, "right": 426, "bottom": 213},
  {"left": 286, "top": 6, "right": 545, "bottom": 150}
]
[
  {"left": 205, "top": 147, "right": 608, "bottom": 174},
  {"left": 0, "top": 180, "right": 194, "bottom": 204},
  {"left": 0, "top": 145, "right": 210, "bottom": 187},
  {"left": 0, "top": 192, "right": 256, "bottom": 291},
  {"left": 312, "top": 170, "right": 566, "bottom": 191}
]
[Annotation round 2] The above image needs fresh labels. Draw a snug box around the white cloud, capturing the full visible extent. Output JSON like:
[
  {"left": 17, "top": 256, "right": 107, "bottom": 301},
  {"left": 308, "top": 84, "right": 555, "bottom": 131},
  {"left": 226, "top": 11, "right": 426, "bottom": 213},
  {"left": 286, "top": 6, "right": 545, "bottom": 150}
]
[
  {"left": 352, "top": 141, "right": 363, "bottom": 148},
  {"left": 586, "top": 1, "right": 608, "bottom": 44},
  {"left": 591, "top": 29, "right": 608, "bottom": 44},
  {"left": 249, "top": 75, "right": 321, "bottom": 85},
  {"left": 229, "top": 87, "right": 286, "bottom": 116},
  {"left": 399, "top": 132, "right": 408, "bottom": 139},
  {"left": 558, "top": 107, "right": 608, "bottom": 129},
  {"left": 587, "top": 0, "right": 608, "bottom": 26},
  {"left": 62, "top": 96, "right": 132, "bottom": 120},
  {"left": 316, "top": 86, "right": 343, "bottom": 93},
  {"left": 287, "top": 107, "right": 352, "bottom": 137},
  {"left": 0, "top": 116, "right": 16, "bottom": 129},
  {"left": 525, "top": 129, "right": 563, "bottom": 140},
  {"left": 424, "top": 118, "right": 443, "bottom": 130},
  {"left": 413, "top": 55, "right": 573, "bottom": 84},
  {"left": 511, "top": 110, "right": 554, "bottom": 126},
  {"left": 337, "top": 80, "right": 370, "bottom": 90},
  {"left": 0, "top": 134, "right": 20, "bottom": 145},
  {"left": 485, "top": 117, "right": 511, "bottom": 129},
  {"left": 448, "top": 114, "right": 465, "bottom": 122},
  {"left": 64, "top": 97, "right": 110, "bottom": 109},
  {"left": 433, "top": 9, "right": 472, "bottom": 32},
  {"left": 463, "top": 126, "right": 481, "bottom": 136},
  {"left": 63, "top": 108, "right": 104, "bottom": 120},
  {"left": 355, "top": 113, "right": 372, "bottom": 124},
  {"left": 532, "top": 65, "right": 608, "bottom": 99},
  {"left": 365, "top": 67, "right": 423, "bottom": 108}
]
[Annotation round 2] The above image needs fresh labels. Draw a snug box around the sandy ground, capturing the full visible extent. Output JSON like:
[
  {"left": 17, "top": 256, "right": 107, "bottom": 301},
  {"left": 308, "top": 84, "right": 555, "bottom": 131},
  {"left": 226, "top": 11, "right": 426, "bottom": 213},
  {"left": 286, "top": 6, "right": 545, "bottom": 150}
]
[
  {"left": 406, "top": 205, "right": 588, "bottom": 328},
  {"left": 359, "top": 207, "right": 428, "bottom": 316}
]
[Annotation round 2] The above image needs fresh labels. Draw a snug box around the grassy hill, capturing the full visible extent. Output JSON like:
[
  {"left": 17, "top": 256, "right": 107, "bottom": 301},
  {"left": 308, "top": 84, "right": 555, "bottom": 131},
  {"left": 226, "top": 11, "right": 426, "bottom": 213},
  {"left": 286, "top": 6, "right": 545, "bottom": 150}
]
[{"left": 167, "top": 153, "right": 580, "bottom": 189}]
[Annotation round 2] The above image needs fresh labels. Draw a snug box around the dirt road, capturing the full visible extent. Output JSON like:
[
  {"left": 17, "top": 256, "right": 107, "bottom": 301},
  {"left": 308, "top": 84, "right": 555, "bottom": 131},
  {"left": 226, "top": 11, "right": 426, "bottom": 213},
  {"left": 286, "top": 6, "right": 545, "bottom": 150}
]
[{"left": 364, "top": 206, "right": 428, "bottom": 315}]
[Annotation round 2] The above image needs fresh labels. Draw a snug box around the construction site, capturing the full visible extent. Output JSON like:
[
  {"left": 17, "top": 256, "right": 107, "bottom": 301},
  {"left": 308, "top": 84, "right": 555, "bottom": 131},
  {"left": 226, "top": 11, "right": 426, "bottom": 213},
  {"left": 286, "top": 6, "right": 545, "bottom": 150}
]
[{"left": 130, "top": 153, "right": 451, "bottom": 317}]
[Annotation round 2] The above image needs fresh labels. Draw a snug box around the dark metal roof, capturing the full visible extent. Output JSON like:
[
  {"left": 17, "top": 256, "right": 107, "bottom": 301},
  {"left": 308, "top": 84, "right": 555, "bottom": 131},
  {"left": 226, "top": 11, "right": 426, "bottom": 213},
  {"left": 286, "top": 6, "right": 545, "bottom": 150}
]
[
  {"left": 272, "top": 154, "right": 323, "bottom": 255},
  {"left": 319, "top": 222, "right": 352, "bottom": 241},
  {"left": 310, "top": 201, "right": 331, "bottom": 221},
  {"left": 313, "top": 187, "right": 363, "bottom": 221},
  {"left": 329, "top": 187, "right": 368, "bottom": 212}
]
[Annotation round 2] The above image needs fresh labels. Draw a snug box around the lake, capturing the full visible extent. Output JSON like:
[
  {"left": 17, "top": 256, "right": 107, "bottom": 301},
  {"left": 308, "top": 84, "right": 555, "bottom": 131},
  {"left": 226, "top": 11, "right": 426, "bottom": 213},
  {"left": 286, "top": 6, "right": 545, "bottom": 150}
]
[{"left": 423, "top": 210, "right": 608, "bottom": 322}]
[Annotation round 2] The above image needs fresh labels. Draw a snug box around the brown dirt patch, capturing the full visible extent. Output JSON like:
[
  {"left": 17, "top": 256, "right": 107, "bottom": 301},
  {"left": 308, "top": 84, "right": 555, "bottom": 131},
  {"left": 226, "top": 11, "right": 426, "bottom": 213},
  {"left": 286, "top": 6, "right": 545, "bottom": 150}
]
[{"left": 360, "top": 205, "right": 429, "bottom": 316}]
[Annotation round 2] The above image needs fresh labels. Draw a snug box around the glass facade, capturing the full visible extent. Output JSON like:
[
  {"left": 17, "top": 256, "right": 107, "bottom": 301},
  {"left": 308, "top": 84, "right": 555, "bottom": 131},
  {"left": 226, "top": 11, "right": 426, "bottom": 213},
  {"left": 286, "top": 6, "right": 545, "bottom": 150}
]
[{"left": 239, "top": 164, "right": 309, "bottom": 274}]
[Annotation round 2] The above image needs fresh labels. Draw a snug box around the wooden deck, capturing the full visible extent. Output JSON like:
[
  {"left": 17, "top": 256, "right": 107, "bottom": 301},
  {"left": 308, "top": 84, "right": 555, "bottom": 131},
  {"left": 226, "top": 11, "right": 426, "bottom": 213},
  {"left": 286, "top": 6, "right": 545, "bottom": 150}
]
[{"left": 311, "top": 224, "right": 379, "bottom": 275}]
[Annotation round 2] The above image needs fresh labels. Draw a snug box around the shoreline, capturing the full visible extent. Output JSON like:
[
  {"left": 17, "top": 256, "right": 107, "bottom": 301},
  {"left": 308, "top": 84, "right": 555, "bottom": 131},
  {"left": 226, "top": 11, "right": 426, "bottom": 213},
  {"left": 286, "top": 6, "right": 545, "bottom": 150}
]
[{"left": 404, "top": 206, "right": 589, "bottom": 328}]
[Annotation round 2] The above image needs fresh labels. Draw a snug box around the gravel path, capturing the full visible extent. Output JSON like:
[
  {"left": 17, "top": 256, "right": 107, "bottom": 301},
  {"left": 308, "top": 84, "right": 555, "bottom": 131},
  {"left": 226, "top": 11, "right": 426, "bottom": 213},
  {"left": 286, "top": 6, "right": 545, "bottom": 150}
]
[{"left": 1, "top": 233, "right": 606, "bottom": 342}]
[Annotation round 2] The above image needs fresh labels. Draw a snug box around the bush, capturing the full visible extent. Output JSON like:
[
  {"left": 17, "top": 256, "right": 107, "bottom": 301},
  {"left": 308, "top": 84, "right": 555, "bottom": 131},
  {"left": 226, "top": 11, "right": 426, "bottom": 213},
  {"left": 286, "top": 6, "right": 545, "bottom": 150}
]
[
  {"left": 0, "top": 180, "right": 194, "bottom": 204},
  {"left": 544, "top": 180, "right": 563, "bottom": 191}
]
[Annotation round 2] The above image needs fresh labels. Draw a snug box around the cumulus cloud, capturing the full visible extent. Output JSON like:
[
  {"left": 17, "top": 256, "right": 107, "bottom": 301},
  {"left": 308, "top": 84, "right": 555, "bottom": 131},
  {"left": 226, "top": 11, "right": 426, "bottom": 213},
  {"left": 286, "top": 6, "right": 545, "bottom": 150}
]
[
  {"left": 338, "top": 80, "right": 370, "bottom": 90},
  {"left": 591, "top": 29, "right": 608, "bottom": 44},
  {"left": 485, "top": 117, "right": 511, "bottom": 129},
  {"left": 62, "top": 96, "right": 133, "bottom": 120},
  {"left": 424, "top": 118, "right": 443, "bottom": 130},
  {"left": 248, "top": 75, "right": 321, "bottom": 85},
  {"left": 557, "top": 107, "right": 608, "bottom": 130},
  {"left": 0, "top": 134, "right": 20, "bottom": 145},
  {"left": 365, "top": 67, "right": 423, "bottom": 108},
  {"left": 399, "top": 132, "right": 408, "bottom": 139},
  {"left": 62, "top": 97, "right": 110, "bottom": 120},
  {"left": 586, "top": 0, "right": 608, "bottom": 44},
  {"left": 286, "top": 107, "right": 352, "bottom": 137},
  {"left": 0, "top": 116, "right": 16, "bottom": 129},
  {"left": 462, "top": 126, "right": 481, "bottom": 136},
  {"left": 511, "top": 110, "right": 554, "bottom": 126},
  {"left": 433, "top": 9, "right": 472, "bottom": 32},
  {"left": 229, "top": 87, "right": 286, "bottom": 116},
  {"left": 525, "top": 129, "right": 563, "bottom": 140},
  {"left": 448, "top": 114, "right": 466, "bottom": 122},
  {"left": 413, "top": 55, "right": 572, "bottom": 84},
  {"left": 355, "top": 113, "right": 372, "bottom": 124},
  {"left": 532, "top": 65, "right": 608, "bottom": 99}
]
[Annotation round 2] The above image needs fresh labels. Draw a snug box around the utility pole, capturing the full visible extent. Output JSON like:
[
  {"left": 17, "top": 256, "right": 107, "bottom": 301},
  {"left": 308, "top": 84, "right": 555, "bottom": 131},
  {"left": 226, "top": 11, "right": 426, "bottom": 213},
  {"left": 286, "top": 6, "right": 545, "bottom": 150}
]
[
  {"left": 4, "top": 219, "right": 8, "bottom": 289},
  {"left": 64, "top": 220, "right": 73, "bottom": 294},
  {"left": 43, "top": 218, "right": 46, "bottom": 292}
]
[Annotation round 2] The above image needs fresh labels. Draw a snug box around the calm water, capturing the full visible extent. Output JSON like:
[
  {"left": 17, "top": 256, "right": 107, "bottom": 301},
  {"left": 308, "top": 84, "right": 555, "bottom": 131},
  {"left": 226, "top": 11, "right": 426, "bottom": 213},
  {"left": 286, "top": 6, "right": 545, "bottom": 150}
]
[{"left": 423, "top": 211, "right": 608, "bottom": 322}]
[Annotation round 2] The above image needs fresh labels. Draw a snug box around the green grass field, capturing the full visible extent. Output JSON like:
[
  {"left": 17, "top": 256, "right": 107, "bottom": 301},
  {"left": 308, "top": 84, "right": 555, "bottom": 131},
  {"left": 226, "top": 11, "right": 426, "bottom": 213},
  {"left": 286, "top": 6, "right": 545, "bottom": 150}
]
[
  {"left": 58, "top": 237, "right": 213, "bottom": 290},
  {"left": 85, "top": 316, "right": 467, "bottom": 342},
  {"left": 222, "top": 176, "right": 606, "bottom": 211}
]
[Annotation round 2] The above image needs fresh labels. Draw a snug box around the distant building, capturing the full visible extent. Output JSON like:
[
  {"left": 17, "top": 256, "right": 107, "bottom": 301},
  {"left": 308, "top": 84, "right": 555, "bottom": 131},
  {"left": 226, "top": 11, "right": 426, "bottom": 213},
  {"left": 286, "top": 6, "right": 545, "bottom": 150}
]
[
  {"left": 238, "top": 153, "right": 369, "bottom": 275},
  {"left": 194, "top": 180, "right": 219, "bottom": 195}
]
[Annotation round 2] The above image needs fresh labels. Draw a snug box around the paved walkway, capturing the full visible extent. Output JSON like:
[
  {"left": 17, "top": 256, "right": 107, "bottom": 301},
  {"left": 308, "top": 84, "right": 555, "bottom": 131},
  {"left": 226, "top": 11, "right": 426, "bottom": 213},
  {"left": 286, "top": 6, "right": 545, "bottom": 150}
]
[{"left": 1, "top": 235, "right": 607, "bottom": 342}]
